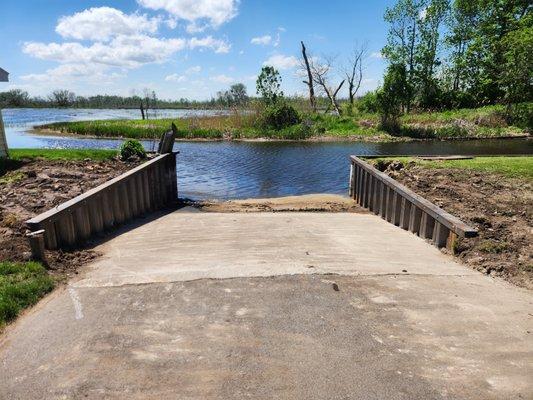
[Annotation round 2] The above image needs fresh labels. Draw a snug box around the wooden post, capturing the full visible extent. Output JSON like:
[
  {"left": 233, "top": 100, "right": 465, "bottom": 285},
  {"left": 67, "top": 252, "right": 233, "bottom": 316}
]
[
  {"left": 27, "top": 230, "right": 48, "bottom": 267},
  {"left": 349, "top": 163, "right": 354, "bottom": 198},
  {"left": 0, "top": 110, "right": 8, "bottom": 158}
]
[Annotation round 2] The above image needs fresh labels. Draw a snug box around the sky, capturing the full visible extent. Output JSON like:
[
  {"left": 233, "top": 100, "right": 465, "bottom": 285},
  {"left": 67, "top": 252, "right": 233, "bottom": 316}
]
[{"left": 0, "top": 0, "right": 392, "bottom": 101}]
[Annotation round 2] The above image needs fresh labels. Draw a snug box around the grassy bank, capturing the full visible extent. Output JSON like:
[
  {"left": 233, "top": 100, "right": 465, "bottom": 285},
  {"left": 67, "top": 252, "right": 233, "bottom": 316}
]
[
  {"left": 370, "top": 156, "right": 533, "bottom": 180},
  {"left": 0, "top": 261, "right": 54, "bottom": 330},
  {"left": 34, "top": 104, "right": 530, "bottom": 141}
]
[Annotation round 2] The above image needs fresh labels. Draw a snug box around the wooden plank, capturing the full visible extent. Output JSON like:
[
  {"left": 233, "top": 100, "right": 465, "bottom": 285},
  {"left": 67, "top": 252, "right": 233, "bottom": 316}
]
[
  {"left": 112, "top": 187, "right": 125, "bottom": 225},
  {"left": 44, "top": 221, "right": 58, "bottom": 250},
  {"left": 379, "top": 182, "right": 386, "bottom": 217},
  {"left": 101, "top": 191, "right": 115, "bottom": 229},
  {"left": 420, "top": 212, "right": 436, "bottom": 240},
  {"left": 399, "top": 198, "right": 412, "bottom": 230},
  {"left": 119, "top": 182, "right": 132, "bottom": 222},
  {"left": 142, "top": 169, "right": 152, "bottom": 212},
  {"left": 349, "top": 163, "right": 354, "bottom": 198},
  {"left": 58, "top": 213, "right": 76, "bottom": 247},
  {"left": 73, "top": 206, "right": 91, "bottom": 241},
  {"left": 88, "top": 197, "right": 104, "bottom": 234},
  {"left": 372, "top": 177, "right": 380, "bottom": 215},
  {"left": 128, "top": 177, "right": 139, "bottom": 218},
  {"left": 408, "top": 206, "right": 422, "bottom": 234},
  {"left": 392, "top": 192, "right": 402, "bottom": 226},
  {"left": 349, "top": 156, "right": 477, "bottom": 238},
  {"left": 386, "top": 187, "right": 395, "bottom": 223},
  {"left": 433, "top": 222, "right": 449, "bottom": 248}
]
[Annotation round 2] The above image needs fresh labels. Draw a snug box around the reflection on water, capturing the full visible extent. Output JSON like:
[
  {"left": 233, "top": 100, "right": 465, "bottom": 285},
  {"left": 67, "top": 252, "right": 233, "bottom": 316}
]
[{"left": 3, "top": 108, "right": 532, "bottom": 200}]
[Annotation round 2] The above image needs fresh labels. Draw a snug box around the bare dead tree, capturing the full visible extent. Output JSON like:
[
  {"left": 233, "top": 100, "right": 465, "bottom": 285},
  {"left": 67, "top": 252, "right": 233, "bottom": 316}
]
[
  {"left": 344, "top": 42, "right": 368, "bottom": 105},
  {"left": 300, "top": 41, "right": 316, "bottom": 112},
  {"left": 309, "top": 56, "right": 345, "bottom": 115}
]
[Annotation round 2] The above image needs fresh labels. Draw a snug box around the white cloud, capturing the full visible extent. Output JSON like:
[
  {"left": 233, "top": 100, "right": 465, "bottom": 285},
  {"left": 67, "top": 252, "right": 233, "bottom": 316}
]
[
  {"left": 23, "top": 35, "right": 230, "bottom": 68},
  {"left": 165, "top": 73, "right": 187, "bottom": 82},
  {"left": 23, "top": 35, "right": 187, "bottom": 68},
  {"left": 56, "top": 7, "right": 160, "bottom": 42},
  {"left": 137, "top": 0, "right": 239, "bottom": 29},
  {"left": 185, "top": 65, "right": 201, "bottom": 74},
  {"left": 371, "top": 51, "right": 384, "bottom": 59},
  {"left": 263, "top": 54, "right": 298, "bottom": 70},
  {"left": 251, "top": 35, "right": 272, "bottom": 45},
  {"left": 210, "top": 74, "right": 234, "bottom": 84},
  {"left": 21, "top": 63, "right": 124, "bottom": 84},
  {"left": 188, "top": 36, "right": 230, "bottom": 53}
]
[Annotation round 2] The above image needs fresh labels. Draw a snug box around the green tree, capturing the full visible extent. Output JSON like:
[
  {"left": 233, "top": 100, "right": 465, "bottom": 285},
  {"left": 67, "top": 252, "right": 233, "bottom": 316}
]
[
  {"left": 501, "top": 14, "right": 532, "bottom": 104},
  {"left": 229, "top": 83, "right": 248, "bottom": 106},
  {"left": 377, "top": 63, "right": 410, "bottom": 133},
  {"left": 256, "top": 66, "right": 283, "bottom": 104}
]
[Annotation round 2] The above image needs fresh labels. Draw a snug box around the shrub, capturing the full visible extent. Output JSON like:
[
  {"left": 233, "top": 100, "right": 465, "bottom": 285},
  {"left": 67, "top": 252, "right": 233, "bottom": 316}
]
[
  {"left": 357, "top": 91, "right": 380, "bottom": 113},
  {"left": 505, "top": 102, "right": 533, "bottom": 131},
  {"left": 261, "top": 102, "right": 301, "bottom": 130},
  {"left": 119, "top": 139, "right": 146, "bottom": 161}
]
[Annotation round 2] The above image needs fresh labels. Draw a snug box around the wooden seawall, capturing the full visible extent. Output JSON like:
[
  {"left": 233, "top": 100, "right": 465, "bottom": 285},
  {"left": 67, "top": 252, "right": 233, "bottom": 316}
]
[
  {"left": 26, "top": 152, "right": 177, "bottom": 251},
  {"left": 349, "top": 156, "right": 477, "bottom": 249}
]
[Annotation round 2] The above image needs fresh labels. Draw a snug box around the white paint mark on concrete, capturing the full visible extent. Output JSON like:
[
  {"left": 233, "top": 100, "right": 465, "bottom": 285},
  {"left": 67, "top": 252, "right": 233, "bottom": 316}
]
[
  {"left": 372, "top": 335, "right": 384, "bottom": 344},
  {"left": 68, "top": 288, "right": 84, "bottom": 320}
]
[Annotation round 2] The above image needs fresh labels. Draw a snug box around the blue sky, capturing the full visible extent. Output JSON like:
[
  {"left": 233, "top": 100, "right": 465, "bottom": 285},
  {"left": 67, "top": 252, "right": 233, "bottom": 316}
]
[{"left": 0, "top": 0, "right": 392, "bottom": 100}]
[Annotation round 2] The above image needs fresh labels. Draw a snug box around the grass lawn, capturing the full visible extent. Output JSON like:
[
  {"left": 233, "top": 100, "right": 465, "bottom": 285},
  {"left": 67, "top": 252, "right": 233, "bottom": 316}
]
[
  {"left": 371, "top": 156, "right": 533, "bottom": 180},
  {"left": 0, "top": 261, "right": 55, "bottom": 329}
]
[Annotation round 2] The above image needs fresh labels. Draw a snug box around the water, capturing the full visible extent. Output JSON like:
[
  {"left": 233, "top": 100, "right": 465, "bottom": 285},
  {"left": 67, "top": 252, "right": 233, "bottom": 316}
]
[{"left": 3, "top": 108, "right": 532, "bottom": 200}]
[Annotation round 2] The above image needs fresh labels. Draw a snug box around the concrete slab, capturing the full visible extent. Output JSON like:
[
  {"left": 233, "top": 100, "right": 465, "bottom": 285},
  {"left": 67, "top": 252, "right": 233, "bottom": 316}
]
[
  {"left": 74, "top": 212, "right": 474, "bottom": 288},
  {"left": 1, "top": 211, "right": 532, "bottom": 400}
]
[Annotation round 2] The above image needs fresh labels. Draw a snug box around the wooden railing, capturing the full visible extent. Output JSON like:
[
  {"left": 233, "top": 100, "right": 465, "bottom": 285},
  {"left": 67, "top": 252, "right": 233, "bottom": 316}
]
[
  {"left": 26, "top": 152, "right": 177, "bottom": 251},
  {"left": 349, "top": 156, "right": 477, "bottom": 249}
]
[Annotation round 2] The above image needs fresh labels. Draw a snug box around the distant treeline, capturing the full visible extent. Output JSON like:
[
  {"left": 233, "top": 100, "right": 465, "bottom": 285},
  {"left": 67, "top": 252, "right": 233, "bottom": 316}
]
[{"left": 0, "top": 89, "right": 236, "bottom": 109}]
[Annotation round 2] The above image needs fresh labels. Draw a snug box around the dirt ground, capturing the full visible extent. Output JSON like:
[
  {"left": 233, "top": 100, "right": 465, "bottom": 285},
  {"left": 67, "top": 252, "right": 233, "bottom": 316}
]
[
  {"left": 0, "top": 158, "right": 139, "bottom": 276},
  {"left": 376, "top": 160, "right": 533, "bottom": 289},
  {"left": 185, "top": 193, "right": 365, "bottom": 213}
]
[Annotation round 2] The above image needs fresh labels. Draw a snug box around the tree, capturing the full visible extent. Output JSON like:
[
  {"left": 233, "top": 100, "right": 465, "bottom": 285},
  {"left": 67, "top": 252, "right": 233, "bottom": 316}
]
[
  {"left": 377, "top": 63, "right": 409, "bottom": 132},
  {"left": 0, "top": 89, "right": 30, "bottom": 107},
  {"left": 501, "top": 18, "right": 533, "bottom": 104},
  {"left": 229, "top": 83, "right": 248, "bottom": 106},
  {"left": 309, "top": 56, "right": 345, "bottom": 115},
  {"left": 256, "top": 66, "right": 283, "bottom": 104},
  {"left": 49, "top": 90, "right": 76, "bottom": 107},
  {"left": 300, "top": 41, "right": 316, "bottom": 112},
  {"left": 382, "top": 0, "right": 425, "bottom": 112},
  {"left": 343, "top": 42, "right": 368, "bottom": 105}
]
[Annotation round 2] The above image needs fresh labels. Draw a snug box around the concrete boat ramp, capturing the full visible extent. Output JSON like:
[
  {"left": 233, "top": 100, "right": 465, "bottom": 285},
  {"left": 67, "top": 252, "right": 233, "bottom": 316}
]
[{"left": 1, "top": 208, "right": 532, "bottom": 399}]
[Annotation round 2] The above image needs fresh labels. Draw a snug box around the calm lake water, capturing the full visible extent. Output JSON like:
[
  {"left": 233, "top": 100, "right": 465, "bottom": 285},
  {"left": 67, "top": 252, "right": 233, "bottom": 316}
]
[{"left": 3, "top": 108, "right": 532, "bottom": 200}]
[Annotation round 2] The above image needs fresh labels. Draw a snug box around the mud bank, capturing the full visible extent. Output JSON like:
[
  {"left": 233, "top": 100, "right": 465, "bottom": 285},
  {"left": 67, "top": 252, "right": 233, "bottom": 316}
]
[
  {"left": 378, "top": 161, "right": 532, "bottom": 289},
  {"left": 0, "top": 157, "right": 140, "bottom": 276}
]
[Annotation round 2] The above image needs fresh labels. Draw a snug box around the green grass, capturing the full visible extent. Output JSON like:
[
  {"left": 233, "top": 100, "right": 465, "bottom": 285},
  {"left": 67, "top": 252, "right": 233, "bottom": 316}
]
[
  {"left": 1, "top": 149, "right": 119, "bottom": 176},
  {"left": 370, "top": 156, "right": 533, "bottom": 180},
  {"left": 34, "top": 103, "right": 531, "bottom": 141},
  {"left": 0, "top": 261, "right": 55, "bottom": 329},
  {"left": 9, "top": 148, "right": 118, "bottom": 161}
]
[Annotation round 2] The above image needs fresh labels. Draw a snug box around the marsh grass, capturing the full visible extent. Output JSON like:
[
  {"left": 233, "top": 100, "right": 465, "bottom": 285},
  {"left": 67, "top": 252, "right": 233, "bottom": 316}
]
[{"left": 35, "top": 104, "right": 531, "bottom": 141}]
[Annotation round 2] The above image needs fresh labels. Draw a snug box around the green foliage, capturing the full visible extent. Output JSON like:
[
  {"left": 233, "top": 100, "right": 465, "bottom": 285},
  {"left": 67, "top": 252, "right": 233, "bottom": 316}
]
[
  {"left": 0, "top": 261, "right": 54, "bottom": 328},
  {"left": 501, "top": 19, "right": 533, "bottom": 104},
  {"left": 256, "top": 66, "right": 284, "bottom": 105},
  {"left": 0, "top": 89, "right": 31, "bottom": 108},
  {"left": 377, "top": 63, "right": 409, "bottom": 133},
  {"left": 357, "top": 91, "right": 380, "bottom": 113},
  {"left": 261, "top": 102, "right": 301, "bottom": 130},
  {"left": 119, "top": 139, "right": 146, "bottom": 161},
  {"left": 216, "top": 83, "right": 249, "bottom": 107},
  {"left": 505, "top": 102, "right": 533, "bottom": 130}
]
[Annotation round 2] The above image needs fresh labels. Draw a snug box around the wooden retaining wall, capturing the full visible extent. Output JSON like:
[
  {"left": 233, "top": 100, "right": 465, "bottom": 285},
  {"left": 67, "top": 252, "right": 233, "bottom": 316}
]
[
  {"left": 349, "top": 156, "right": 477, "bottom": 249},
  {"left": 0, "top": 110, "right": 8, "bottom": 158},
  {"left": 26, "top": 152, "right": 177, "bottom": 250}
]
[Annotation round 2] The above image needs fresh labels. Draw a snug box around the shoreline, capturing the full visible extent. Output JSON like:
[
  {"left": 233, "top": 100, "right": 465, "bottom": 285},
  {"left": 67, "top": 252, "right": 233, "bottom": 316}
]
[{"left": 31, "top": 127, "right": 530, "bottom": 144}]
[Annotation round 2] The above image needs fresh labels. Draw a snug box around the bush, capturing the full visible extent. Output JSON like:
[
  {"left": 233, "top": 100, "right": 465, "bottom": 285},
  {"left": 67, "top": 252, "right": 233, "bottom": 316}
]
[
  {"left": 261, "top": 102, "right": 301, "bottom": 130},
  {"left": 506, "top": 102, "right": 533, "bottom": 131},
  {"left": 119, "top": 139, "right": 146, "bottom": 161},
  {"left": 357, "top": 91, "right": 380, "bottom": 113}
]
